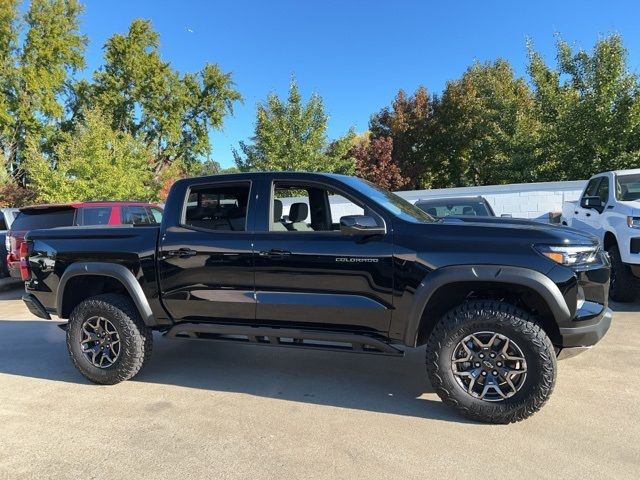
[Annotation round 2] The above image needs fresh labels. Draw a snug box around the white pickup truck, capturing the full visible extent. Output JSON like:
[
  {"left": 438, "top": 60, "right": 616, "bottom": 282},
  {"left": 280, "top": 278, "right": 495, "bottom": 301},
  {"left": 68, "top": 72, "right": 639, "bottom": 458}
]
[{"left": 561, "top": 169, "right": 640, "bottom": 302}]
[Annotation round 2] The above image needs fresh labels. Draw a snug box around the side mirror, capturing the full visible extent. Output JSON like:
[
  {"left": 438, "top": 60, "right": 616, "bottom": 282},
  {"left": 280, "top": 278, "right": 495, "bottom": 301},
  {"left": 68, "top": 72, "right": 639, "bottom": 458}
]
[
  {"left": 500, "top": 214, "right": 512, "bottom": 218},
  {"left": 581, "top": 196, "right": 603, "bottom": 210},
  {"left": 340, "top": 215, "right": 385, "bottom": 236}
]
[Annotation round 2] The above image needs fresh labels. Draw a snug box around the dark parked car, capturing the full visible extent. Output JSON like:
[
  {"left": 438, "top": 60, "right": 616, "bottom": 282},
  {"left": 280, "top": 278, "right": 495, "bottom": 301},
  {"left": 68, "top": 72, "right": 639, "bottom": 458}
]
[
  {"left": 21, "top": 173, "right": 611, "bottom": 423},
  {"left": 7, "top": 201, "right": 162, "bottom": 278},
  {"left": 415, "top": 195, "right": 501, "bottom": 218}
]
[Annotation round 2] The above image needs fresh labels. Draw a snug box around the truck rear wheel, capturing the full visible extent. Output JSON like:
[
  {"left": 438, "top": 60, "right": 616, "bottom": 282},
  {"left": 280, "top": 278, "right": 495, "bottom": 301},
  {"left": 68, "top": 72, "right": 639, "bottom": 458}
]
[
  {"left": 426, "top": 300, "right": 556, "bottom": 424},
  {"left": 606, "top": 243, "right": 637, "bottom": 302},
  {"left": 66, "top": 294, "right": 153, "bottom": 384}
]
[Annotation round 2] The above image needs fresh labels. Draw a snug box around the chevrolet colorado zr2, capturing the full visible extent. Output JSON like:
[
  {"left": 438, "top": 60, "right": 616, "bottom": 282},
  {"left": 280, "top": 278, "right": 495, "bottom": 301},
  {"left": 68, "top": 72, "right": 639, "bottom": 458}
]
[{"left": 20, "top": 172, "right": 612, "bottom": 423}]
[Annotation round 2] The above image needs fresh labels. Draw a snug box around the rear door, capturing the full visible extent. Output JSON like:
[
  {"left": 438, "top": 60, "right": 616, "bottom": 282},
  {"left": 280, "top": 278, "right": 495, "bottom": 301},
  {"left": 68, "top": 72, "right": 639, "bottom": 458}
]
[{"left": 158, "top": 179, "right": 256, "bottom": 321}]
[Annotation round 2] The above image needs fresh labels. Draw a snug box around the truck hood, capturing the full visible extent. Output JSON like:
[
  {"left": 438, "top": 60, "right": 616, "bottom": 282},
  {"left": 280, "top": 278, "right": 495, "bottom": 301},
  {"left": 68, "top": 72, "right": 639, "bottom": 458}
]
[
  {"left": 441, "top": 216, "right": 547, "bottom": 227},
  {"left": 616, "top": 200, "right": 640, "bottom": 216},
  {"left": 435, "top": 215, "right": 598, "bottom": 245}
]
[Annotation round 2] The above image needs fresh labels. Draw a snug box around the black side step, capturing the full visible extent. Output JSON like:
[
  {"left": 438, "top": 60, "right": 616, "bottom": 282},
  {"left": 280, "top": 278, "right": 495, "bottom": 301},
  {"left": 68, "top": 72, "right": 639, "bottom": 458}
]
[{"left": 164, "top": 323, "right": 404, "bottom": 357}]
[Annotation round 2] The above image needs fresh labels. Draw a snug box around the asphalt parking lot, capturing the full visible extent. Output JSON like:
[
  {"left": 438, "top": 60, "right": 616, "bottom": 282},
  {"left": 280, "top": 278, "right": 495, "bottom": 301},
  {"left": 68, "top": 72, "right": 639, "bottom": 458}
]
[{"left": 0, "top": 287, "right": 638, "bottom": 480}]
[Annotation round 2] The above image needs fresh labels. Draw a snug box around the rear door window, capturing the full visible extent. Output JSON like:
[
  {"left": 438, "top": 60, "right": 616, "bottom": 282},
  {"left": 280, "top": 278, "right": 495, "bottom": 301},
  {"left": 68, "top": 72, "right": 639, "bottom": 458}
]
[
  {"left": 80, "top": 207, "right": 113, "bottom": 225},
  {"left": 11, "top": 208, "right": 76, "bottom": 231},
  {"left": 184, "top": 183, "right": 250, "bottom": 231}
]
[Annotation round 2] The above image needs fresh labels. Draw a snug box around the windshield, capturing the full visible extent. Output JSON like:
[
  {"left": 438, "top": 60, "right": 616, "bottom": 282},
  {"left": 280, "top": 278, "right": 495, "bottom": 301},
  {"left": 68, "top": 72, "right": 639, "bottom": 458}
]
[
  {"left": 416, "top": 199, "right": 493, "bottom": 217},
  {"left": 337, "top": 176, "right": 435, "bottom": 223},
  {"left": 616, "top": 173, "right": 640, "bottom": 201}
]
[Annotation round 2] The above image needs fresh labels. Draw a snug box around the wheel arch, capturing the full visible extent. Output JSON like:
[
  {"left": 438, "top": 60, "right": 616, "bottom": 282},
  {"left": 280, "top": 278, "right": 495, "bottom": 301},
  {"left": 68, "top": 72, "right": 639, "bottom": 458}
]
[
  {"left": 404, "top": 265, "right": 569, "bottom": 348},
  {"left": 603, "top": 230, "right": 617, "bottom": 250},
  {"left": 57, "top": 262, "right": 156, "bottom": 326}
]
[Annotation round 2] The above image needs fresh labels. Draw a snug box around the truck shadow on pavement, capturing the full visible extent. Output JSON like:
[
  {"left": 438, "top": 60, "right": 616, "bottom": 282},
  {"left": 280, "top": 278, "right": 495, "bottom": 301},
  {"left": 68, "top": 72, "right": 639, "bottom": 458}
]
[{"left": 0, "top": 319, "right": 473, "bottom": 424}]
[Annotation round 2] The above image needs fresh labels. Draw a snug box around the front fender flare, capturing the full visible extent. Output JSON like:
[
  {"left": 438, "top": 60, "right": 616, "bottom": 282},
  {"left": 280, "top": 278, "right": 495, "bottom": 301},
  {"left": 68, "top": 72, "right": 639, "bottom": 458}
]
[
  {"left": 57, "top": 262, "right": 156, "bottom": 326},
  {"left": 403, "top": 265, "right": 571, "bottom": 347}
]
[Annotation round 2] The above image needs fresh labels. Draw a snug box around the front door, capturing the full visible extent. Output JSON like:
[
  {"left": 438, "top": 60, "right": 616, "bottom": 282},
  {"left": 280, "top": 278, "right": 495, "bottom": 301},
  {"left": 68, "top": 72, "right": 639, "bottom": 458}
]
[
  {"left": 575, "top": 176, "right": 604, "bottom": 234},
  {"left": 252, "top": 179, "right": 394, "bottom": 334},
  {"left": 158, "top": 180, "right": 255, "bottom": 321}
]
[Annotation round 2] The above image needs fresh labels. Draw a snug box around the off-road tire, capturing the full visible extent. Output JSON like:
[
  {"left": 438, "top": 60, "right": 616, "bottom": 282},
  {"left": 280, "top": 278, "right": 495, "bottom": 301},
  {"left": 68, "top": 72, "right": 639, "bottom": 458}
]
[
  {"left": 67, "top": 294, "right": 153, "bottom": 384},
  {"left": 606, "top": 243, "right": 637, "bottom": 303},
  {"left": 426, "top": 300, "right": 556, "bottom": 424}
]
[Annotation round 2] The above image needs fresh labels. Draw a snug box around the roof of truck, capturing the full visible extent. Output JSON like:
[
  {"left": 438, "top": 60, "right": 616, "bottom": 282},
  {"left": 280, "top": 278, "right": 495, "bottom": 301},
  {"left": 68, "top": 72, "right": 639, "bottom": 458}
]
[
  {"left": 19, "top": 201, "right": 157, "bottom": 212},
  {"left": 611, "top": 169, "right": 640, "bottom": 176}
]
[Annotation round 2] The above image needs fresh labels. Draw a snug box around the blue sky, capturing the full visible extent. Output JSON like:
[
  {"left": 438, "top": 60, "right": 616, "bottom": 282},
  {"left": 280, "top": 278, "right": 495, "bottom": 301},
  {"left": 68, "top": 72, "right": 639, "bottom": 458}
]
[{"left": 78, "top": 0, "right": 640, "bottom": 168}]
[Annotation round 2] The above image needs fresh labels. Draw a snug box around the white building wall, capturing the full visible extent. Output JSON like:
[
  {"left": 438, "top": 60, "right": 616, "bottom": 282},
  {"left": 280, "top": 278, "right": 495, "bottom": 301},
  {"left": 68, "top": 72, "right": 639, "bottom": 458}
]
[{"left": 396, "top": 180, "right": 587, "bottom": 221}]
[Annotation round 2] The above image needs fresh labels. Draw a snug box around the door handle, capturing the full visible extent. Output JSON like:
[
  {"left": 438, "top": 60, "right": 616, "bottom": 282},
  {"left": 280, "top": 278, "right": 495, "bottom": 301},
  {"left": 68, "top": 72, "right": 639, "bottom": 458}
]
[
  {"left": 585, "top": 213, "right": 591, "bottom": 217},
  {"left": 166, "top": 248, "right": 197, "bottom": 258},
  {"left": 574, "top": 211, "right": 578, "bottom": 214},
  {"left": 259, "top": 248, "right": 292, "bottom": 259}
]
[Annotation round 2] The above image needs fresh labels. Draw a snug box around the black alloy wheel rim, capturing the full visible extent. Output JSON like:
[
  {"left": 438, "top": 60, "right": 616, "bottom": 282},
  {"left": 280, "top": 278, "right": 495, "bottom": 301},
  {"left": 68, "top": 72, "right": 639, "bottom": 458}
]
[
  {"left": 80, "top": 316, "right": 121, "bottom": 368},
  {"left": 451, "top": 331, "right": 528, "bottom": 402}
]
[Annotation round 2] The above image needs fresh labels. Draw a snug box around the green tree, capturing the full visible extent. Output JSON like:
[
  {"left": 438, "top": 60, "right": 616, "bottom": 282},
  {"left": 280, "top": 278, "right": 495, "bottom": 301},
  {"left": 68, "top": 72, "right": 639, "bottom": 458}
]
[
  {"left": 24, "top": 108, "right": 155, "bottom": 202},
  {"left": 528, "top": 34, "right": 640, "bottom": 180},
  {"left": 234, "top": 79, "right": 354, "bottom": 173},
  {"left": 0, "top": 0, "right": 86, "bottom": 176},
  {"left": 195, "top": 158, "right": 222, "bottom": 176},
  {"left": 80, "top": 19, "right": 241, "bottom": 175},
  {"left": 432, "top": 60, "right": 539, "bottom": 186}
]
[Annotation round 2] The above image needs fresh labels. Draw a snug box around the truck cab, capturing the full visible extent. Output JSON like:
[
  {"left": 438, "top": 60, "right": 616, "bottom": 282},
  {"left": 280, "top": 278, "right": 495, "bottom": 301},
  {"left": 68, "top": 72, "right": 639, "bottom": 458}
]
[{"left": 561, "top": 169, "right": 640, "bottom": 301}]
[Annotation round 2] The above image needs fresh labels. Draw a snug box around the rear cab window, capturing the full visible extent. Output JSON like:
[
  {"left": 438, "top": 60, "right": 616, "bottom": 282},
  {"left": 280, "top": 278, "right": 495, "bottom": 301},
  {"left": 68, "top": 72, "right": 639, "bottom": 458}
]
[{"left": 11, "top": 208, "right": 76, "bottom": 232}]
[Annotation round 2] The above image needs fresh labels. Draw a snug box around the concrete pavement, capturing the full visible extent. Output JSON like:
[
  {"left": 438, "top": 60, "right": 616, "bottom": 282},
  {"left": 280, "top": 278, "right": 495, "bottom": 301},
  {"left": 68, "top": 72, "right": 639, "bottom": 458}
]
[{"left": 0, "top": 287, "right": 638, "bottom": 479}]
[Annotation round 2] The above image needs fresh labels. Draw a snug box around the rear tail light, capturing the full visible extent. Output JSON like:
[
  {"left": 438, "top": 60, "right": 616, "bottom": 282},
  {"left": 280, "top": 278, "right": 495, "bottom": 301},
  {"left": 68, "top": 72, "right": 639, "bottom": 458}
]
[{"left": 19, "top": 241, "right": 30, "bottom": 281}]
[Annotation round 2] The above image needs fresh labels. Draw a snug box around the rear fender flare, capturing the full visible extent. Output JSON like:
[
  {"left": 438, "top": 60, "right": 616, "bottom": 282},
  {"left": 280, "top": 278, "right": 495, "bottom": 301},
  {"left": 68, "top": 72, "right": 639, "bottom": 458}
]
[{"left": 57, "top": 262, "right": 156, "bottom": 326}]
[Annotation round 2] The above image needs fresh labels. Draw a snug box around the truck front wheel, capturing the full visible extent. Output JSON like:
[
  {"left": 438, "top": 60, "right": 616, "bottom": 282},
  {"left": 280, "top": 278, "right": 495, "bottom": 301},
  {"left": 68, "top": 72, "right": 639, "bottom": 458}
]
[
  {"left": 66, "top": 294, "right": 153, "bottom": 384},
  {"left": 426, "top": 301, "right": 556, "bottom": 424},
  {"left": 606, "top": 243, "right": 637, "bottom": 302}
]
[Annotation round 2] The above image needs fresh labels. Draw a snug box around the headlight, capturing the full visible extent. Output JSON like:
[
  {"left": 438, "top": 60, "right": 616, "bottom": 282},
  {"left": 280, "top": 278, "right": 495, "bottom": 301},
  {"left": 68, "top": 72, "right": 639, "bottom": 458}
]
[
  {"left": 534, "top": 244, "right": 599, "bottom": 266},
  {"left": 627, "top": 216, "right": 640, "bottom": 229}
]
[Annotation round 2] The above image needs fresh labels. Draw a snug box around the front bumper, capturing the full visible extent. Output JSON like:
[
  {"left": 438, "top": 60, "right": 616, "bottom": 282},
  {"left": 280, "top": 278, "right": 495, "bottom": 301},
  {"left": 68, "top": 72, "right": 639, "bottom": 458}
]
[
  {"left": 559, "top": 306, "right": 612, "bottom": 348},
  {"left": 629, "top": 265, "right": 640, "bottom": 279}
]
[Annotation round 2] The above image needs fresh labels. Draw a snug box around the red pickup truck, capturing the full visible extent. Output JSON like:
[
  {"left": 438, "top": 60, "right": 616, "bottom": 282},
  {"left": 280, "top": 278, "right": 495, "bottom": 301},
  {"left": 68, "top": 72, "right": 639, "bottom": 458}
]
[{"left": 6, "top": 201, "right": 162, "bottom": 278}]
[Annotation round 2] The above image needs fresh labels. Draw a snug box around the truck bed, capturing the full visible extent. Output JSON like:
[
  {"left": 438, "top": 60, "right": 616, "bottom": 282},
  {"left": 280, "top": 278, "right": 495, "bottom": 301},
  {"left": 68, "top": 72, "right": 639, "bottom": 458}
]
[{"left": 25, "top": 225, "right": 162, "bottom": 319}]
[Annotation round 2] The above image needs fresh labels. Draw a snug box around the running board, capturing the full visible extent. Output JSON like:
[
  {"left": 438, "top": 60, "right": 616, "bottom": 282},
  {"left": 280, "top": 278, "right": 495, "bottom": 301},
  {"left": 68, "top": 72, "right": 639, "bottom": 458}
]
[{"left": 164, "top": 323, "right": 404, "bottom": 357}]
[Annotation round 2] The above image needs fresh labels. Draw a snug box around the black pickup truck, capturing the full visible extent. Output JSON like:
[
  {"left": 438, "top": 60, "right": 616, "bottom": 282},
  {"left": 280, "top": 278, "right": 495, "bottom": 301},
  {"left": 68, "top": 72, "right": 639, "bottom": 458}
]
[{"left": 21, "top": 172, "right": 612, "bottom": 423}]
